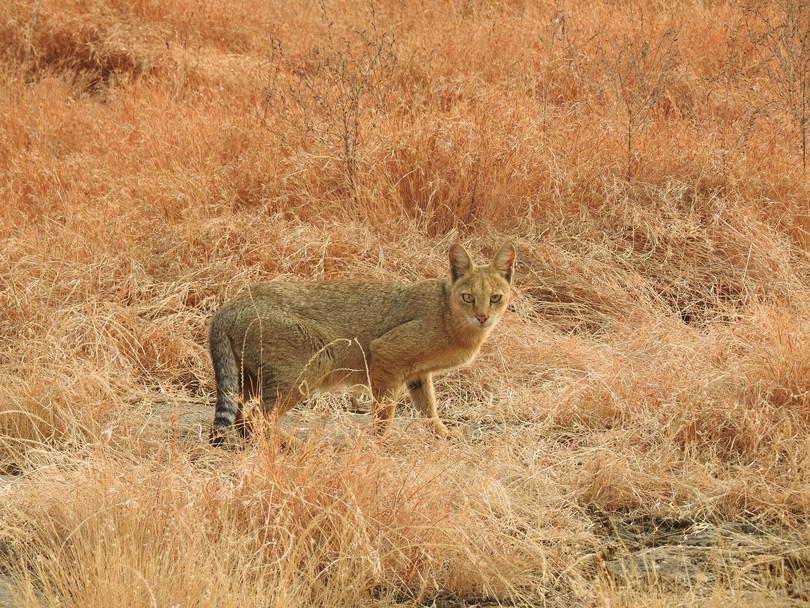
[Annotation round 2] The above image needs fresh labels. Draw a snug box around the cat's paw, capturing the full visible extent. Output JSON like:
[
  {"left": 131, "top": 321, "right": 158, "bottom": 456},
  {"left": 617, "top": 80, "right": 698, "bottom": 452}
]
[
  {"left": 432, "top": 421, "right": 462, "bottom": 440},
  {"left": 445, "top": 427, "right": 463, "bottom": 440}
]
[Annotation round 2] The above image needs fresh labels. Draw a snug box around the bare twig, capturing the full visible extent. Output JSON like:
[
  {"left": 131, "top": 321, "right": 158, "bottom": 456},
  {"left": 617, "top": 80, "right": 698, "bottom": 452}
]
[
  {"left": 264, "top": 1, "right": 396, "bottom": 201},
  {"left": 746, "top": 0, "right": 810, "bottom": 171},
  {"left": 600, "top": 8, "right": 680, "bottom": 179}
]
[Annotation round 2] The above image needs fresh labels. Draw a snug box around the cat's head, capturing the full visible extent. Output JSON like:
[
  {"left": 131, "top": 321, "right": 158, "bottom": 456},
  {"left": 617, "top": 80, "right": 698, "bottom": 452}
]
[{"left": 447, "top": 242, "right": 516, "bottom": 332}]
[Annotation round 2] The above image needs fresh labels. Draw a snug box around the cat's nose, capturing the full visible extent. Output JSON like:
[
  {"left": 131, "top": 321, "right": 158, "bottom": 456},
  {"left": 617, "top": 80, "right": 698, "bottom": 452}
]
[{"left": 476, "top": 314, "right": 489, "bottom": 324}]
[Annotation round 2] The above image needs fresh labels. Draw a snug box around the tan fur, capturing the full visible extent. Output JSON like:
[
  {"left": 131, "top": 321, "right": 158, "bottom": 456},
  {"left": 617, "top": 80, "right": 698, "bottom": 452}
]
[{"left": 208, "top": 242, "right": 516, "bottom": 445}]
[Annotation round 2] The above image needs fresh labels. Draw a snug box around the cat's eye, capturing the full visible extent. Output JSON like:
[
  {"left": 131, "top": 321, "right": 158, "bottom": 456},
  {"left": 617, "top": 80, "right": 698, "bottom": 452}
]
[
  {"left": 461, "top": 293, "right": 474, "bottom": 304},
  {"left": 490, "top": 294, "right": 502, "bottom": 304}
]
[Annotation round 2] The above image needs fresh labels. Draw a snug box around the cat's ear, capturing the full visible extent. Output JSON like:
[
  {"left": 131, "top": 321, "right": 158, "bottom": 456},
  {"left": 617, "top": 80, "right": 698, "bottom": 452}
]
[
  {"left": 491, "top": 243, "right": 516, "bottom": 284},
  {"left": 449, "top": 243, "right": 473, "bottom": 282}
]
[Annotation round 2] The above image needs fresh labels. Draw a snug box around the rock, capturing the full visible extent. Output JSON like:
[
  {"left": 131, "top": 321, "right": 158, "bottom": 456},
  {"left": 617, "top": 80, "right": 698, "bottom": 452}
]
[
  {"left": 603, "top": 544, "right": 712, "bottom": 588},
  {"left": 142, "top": 398, "right": 497, "bottom": 449}
]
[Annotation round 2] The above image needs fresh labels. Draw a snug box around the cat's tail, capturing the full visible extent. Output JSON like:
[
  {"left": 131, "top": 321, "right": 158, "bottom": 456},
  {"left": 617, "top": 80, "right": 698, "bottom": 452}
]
[{"left": 209, "top": 313, "right": 240, "bottom": 445}]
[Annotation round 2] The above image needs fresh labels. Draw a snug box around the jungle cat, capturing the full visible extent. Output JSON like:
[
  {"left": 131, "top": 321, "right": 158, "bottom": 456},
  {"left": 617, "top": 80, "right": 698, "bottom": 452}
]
[{"left": 208, "top": 242, "right": 516, "bottom": 446}]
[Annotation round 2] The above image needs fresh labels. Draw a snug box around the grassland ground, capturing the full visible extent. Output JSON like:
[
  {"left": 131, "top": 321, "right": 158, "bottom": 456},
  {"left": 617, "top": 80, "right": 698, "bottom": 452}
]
[{"left": 1, "top": 0, "right": 810, "bottom": 606}]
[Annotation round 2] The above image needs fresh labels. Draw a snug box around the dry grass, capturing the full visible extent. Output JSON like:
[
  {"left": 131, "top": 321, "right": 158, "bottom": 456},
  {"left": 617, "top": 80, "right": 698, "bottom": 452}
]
[{"left": 1, "top": 0, "right": 810, "bottom": 606}]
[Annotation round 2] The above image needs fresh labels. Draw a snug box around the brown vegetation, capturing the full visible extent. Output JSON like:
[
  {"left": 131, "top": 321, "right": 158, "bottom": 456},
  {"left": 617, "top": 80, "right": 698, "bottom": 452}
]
[{"left": 1, "top": 0, "right": 809, "bottom": 606}]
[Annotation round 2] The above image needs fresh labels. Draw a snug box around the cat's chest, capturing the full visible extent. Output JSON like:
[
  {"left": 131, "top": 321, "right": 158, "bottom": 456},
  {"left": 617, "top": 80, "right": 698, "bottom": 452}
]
[{"left": 411, "top": 344, "right": 481, "bottom": 377}]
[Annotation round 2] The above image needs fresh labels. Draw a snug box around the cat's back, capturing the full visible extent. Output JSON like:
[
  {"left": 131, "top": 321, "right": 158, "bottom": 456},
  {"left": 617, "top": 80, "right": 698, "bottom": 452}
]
[{"left": 219, "top": 278, "right": 446, "bottom": 328}]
